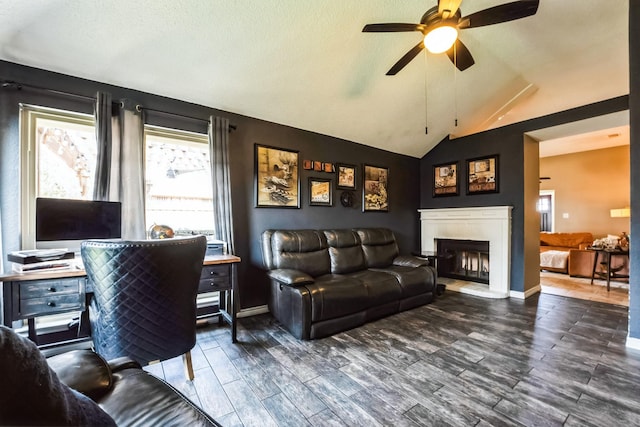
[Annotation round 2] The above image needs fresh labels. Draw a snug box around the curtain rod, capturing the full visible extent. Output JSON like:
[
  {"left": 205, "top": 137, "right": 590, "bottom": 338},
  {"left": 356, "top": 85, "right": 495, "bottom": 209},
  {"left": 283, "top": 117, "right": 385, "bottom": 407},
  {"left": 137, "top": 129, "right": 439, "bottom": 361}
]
[
  {"left": 138, "top": 105, "right": 236, "bottom": 131},
  {"left": 2, "top": 80, "right": 237, "bottom": 131},
  {"left": 1, "top": 80, "right": 95, "bottom": 101}
]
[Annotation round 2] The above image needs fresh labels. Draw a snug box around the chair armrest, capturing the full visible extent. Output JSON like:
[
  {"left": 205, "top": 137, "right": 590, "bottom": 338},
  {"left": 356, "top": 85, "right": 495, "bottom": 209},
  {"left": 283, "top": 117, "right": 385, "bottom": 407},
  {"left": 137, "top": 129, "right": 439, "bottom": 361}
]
[
  {"left": 393, "top": 255, "right": 429, "bottom": 268},
  {"left": 267, "top": 269, "right": 314, "bottom": 286},
  {"left": 108, "top": 356, "right": 142, "bottom": 372},
  {"left": 47, "top": 349, "right": 113, "bottom": 400}
]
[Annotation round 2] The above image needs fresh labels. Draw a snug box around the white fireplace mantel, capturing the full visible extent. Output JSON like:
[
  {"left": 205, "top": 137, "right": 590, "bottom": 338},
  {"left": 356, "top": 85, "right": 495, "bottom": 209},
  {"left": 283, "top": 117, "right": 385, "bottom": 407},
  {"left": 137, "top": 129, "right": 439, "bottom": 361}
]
[{"left": 419, "top": 206, "right": 512, "bottom": 298}]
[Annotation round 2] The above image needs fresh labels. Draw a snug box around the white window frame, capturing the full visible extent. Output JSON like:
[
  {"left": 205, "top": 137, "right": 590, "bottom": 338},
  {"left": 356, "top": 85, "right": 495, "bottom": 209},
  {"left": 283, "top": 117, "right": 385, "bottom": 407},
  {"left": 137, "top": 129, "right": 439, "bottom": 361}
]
[{"left": 19, "top": 104, "right": 96, "bottom": 250}]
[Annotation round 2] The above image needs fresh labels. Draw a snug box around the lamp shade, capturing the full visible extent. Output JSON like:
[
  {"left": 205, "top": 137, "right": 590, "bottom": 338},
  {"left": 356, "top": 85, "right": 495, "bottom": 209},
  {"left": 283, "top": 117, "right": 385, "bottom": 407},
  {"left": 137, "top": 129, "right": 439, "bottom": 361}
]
[
  {"left": 424, "top": 25, "right": 458, "bottom": 54},
  {"left": 610, "top": 207, "right": 631, "bottom": 218}
]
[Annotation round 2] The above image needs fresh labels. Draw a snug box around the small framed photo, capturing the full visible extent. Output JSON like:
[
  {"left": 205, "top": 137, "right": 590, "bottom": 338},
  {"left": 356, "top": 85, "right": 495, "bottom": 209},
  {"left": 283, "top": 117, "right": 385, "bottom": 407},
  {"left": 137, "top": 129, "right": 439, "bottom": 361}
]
[
  {"left": 363, "top": 164, "right": 388, "bottom": 212},
  {"left": 313, "top": 161, "right": 323, "bottom": 172},
  {"left": 309, "top": 177, "right": 333, "bottom": 206},
  {"left": 433, "top": 162, "right": 458, "bottom": 197},
  {"left": 302, "top": 160, "right": 313, "bottom": 170},
  {"left": 255, "top": 144, "right": 300, "bottom": 208},
  {"left": 323, "top": 162, "right": 334, "bottom": 173},
  {"left": 336, "top": 163, "right": 356, "bottom": 190},
  {"left": 467, "top": 155, "right": 498, "bottom": 194}
]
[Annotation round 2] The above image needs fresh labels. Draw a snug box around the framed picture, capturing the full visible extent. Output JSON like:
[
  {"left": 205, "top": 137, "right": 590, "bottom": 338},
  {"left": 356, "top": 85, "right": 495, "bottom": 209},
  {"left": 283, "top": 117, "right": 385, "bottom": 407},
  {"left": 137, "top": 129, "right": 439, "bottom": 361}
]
[
  {"left": 363, "top": 164, "right": 388, "bottom": 212},
  {"left": 323, "top": 162, "right": 334, "bottom": 173},
  {"left": 336, "top": 163, "right": 356, "bottom": 190},
  {"left": 302, "top": 159, "right": 313, "bottom": 170},
  {"left": 309, "top": 177, "right": 333, "bottom": 206},
  {"left": 433, "top": 162, "right": 458, "bottom": 197},
  {"left": 467, "top": 155, "right": 499, "bottom": 194},
  {"left": 313, "top": 161, "right": 323, "bottom": 171},
  {"left": 255, "top": 144, "right": 300, "bottom": 208}
]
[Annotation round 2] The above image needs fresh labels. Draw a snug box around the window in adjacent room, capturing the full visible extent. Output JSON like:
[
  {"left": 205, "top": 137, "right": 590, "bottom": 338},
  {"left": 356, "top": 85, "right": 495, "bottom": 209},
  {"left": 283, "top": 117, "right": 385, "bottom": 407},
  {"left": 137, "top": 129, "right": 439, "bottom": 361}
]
[
  {"left": 144, "top": 125, "right": 215, "bottom": 237},
  {"left": 19, "top": 104, "right": 98, "bottom": 249}
]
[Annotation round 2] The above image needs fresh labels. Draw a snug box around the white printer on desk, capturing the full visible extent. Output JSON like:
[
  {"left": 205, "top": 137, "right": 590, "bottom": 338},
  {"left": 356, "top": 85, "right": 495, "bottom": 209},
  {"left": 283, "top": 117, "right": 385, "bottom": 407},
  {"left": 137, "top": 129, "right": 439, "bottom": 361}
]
[{"left": 205, "top": 238, "right": 227, "bottom": 256}]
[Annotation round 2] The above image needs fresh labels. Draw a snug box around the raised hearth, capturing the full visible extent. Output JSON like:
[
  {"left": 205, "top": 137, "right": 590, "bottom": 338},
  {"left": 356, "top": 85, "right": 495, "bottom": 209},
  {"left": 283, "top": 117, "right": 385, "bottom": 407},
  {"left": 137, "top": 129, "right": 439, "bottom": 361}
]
[{"left": 419, "top": 206, "right": 512, "bottom": 298}]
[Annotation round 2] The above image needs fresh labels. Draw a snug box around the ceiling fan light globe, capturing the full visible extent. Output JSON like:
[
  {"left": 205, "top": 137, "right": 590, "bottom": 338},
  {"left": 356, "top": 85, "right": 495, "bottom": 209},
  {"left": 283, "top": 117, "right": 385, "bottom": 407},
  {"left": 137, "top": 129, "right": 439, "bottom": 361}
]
[{"left": 424, "top": 25, "right": 458, "bottom": 54}]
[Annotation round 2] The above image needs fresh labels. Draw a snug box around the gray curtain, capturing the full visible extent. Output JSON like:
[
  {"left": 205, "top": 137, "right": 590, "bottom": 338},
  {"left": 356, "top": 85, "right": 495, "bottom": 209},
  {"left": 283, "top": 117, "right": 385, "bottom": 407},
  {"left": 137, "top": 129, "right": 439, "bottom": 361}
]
[
  {"left": 93, "top": 91, "right": 112, "bottom": 200},
  {"left": 208, "top": 116, "right": 235, "bottom": 254},
  {"left": 114, "top": 101, "right": 146, "bottom": 239}
]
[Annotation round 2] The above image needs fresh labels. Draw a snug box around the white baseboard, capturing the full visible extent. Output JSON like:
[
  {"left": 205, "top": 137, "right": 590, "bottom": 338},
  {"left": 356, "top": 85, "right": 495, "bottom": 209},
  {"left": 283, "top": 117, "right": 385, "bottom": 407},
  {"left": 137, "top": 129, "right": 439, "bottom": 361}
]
[
  {"left": 510, "top": 284, "right": 541, "bottom": 300},
  {"left": 237, "top": 305, "right": 269, "bottom": 318},
  {"left": 626, "top": 336, "right": 640, "bottom": 351}
]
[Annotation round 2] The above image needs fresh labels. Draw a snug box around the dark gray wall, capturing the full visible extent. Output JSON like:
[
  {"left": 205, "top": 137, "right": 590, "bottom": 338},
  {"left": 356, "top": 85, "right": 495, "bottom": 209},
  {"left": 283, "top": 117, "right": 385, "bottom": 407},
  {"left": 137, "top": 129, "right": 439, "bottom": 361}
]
[
  {"left": 629, "top": 0, "right": 639, "bottom": 341},
  {"left": 419, "top": 97, "right": 628, "bottom": 293},
  {"left": 0, "top": 60, "right": 421, "bottom": 310}
]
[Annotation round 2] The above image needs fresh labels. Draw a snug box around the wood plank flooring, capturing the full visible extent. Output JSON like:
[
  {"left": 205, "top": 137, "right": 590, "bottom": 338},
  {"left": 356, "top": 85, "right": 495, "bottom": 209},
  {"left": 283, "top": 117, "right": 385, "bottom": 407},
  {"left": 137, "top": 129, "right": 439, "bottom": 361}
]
[
  {"left": 145, "top": 292, "right": 640, "bottom": 426},
  {"left": 540, "top": 271, "right": 629, "bottom": 307}
]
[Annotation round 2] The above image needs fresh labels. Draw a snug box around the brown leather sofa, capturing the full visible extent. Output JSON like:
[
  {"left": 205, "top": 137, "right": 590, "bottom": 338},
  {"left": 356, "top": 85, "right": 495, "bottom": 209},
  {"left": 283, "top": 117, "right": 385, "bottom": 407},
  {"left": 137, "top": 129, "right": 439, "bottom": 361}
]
[
  {"left": 540, "top": 232, "right": 593, "bottom": 274},
  {"left": 261, "top": 228, "right": 437, "bottom": 340}
]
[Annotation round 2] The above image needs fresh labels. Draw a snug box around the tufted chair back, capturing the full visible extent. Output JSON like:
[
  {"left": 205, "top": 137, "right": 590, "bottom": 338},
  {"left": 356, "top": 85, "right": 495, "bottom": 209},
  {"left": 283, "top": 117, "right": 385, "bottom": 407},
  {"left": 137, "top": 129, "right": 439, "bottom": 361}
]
[{"left": 81, "top": 235, "right": 206, "bottom": 380}]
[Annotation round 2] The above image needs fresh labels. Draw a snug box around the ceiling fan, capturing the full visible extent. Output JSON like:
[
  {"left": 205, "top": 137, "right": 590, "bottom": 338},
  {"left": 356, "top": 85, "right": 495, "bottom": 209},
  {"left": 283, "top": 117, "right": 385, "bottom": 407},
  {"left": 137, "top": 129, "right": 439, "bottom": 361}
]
[{"left": 362, "top": 0, "right": 540, "bottom": 75}]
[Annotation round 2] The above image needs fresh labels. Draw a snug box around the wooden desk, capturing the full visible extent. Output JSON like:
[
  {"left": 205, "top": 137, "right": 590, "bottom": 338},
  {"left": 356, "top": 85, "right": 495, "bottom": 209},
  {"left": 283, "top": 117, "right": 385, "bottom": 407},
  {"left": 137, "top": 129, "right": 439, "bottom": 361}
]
[
  {"left": 587, "top": 247, "right": 629, "bottom": 292},
  {"left": 1, "top": 254, "right": 241, "bottom": 345}
]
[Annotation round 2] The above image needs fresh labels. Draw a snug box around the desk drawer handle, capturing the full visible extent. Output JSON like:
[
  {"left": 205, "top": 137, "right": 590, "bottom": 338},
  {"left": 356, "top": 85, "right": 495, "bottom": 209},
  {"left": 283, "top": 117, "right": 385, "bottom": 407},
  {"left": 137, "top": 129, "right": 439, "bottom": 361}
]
[
  {"left": 47, "top": 287, "right": 57, "bottom": 292},
  {"left": 209, "top": 271, "right": 219, "bottom": 276},
  {"left": 47, "top": 301, "right": 56, "bottom": 307}
]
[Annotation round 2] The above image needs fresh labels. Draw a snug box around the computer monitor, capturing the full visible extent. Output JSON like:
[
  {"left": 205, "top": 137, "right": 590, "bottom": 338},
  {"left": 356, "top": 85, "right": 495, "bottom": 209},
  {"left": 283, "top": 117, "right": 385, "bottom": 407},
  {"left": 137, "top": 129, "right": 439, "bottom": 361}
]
[{"left": 35, "top": 198, "right": 122, "bottom": 252}]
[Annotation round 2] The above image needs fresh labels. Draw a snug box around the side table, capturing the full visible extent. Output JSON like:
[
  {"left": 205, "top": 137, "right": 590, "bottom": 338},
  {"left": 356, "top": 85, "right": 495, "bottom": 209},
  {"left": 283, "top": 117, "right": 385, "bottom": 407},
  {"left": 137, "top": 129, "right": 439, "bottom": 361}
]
[{"left": 587, "top": 247, "right": 629, "bottom": 292}]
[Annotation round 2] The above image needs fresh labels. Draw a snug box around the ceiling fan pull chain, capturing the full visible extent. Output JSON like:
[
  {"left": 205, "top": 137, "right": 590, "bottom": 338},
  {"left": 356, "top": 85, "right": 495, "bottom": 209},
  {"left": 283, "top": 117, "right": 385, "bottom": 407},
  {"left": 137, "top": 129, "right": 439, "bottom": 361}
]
[
  {"left": 454, "top": 42, "right": 458, "bottom": 128},
  {"left": 424, "top": 50, "right": 429, "bottom": 135}
]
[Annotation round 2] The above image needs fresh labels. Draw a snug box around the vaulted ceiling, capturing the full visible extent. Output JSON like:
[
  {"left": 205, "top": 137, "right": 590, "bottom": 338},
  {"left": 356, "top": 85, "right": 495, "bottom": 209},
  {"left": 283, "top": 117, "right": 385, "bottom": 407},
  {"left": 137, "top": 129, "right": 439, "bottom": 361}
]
[{"left": 0, "top": 1, "right": 629, "bottom": 158}]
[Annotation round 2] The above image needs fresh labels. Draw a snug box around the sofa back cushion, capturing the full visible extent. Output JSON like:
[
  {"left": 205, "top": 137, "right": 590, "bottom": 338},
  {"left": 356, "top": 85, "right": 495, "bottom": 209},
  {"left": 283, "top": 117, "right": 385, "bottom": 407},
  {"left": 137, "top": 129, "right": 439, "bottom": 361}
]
[
  {"left": 324, "top": 229, "right": 366, "bottom": 274},
  {"left": 354, "top": 228, "right": 399, "bottom": 268},
  {"left": 540, "top": 232, "right": 593, "bottom": 249},
  {"left": 263, "top": 230, "right": 330, "bottom": 277}
]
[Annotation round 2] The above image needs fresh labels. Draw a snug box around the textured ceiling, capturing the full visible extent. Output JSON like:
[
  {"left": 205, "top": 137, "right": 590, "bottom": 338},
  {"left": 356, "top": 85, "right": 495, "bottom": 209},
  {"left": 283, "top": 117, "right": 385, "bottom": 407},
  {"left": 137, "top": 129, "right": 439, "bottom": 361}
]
[{"left": 0, "top": 0, "right": 629, "bottom": 158}]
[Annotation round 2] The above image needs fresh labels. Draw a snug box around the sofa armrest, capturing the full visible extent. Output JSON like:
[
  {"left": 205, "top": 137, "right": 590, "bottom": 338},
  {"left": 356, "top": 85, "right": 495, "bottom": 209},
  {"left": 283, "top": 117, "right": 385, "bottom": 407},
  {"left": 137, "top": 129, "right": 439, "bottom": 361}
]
[
  {"left": 108, "top": 356, "right": 142, "bottom": 372},
  {"left": 267, "top": 269, "right": 315, "bottom": 286},
  {"left": 47, "top": 349, "right": 113, "bottom": 401},
  {"left": 393, "top": 255, "right": 429, "bottom": 268}
]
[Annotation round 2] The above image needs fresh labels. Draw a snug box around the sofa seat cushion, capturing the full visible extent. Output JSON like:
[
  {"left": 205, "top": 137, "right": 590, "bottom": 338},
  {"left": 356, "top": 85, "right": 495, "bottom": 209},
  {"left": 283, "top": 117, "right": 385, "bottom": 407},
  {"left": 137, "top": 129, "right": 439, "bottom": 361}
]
[
  {"left": 343, "top": 270, "right": 401, "bottom": 307},
  {"left": 540, "top": 250, "right": 569, "bottom": 270},
  {"left": 370, "top": 265, "right": 435, "bottom": 298},
  {"left": 306, "top": 275, "right": 368, "bottom": 322}
]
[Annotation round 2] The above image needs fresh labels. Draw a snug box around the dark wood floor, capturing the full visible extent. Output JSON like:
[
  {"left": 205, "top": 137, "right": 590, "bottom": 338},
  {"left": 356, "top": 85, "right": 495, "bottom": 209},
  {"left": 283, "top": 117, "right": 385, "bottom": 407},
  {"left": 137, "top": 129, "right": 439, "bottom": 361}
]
[{"left": 145, "top": 292, "right": 640, "bottom": 426}]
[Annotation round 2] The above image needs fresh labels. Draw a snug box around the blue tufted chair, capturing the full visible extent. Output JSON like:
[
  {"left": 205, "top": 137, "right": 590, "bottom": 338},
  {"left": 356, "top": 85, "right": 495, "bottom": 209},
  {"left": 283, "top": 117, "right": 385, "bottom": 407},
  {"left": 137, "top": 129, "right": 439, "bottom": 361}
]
[{"left": 80, "top": 235, "right": 207, "bottom": 381}]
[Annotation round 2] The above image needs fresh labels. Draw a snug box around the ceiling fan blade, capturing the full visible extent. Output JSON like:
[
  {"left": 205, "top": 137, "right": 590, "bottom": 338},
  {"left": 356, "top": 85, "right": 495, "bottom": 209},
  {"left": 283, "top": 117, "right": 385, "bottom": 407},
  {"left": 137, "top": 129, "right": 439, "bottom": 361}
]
[
  {"left": 459, "top": 0, "right": 539, "bottom": 29},
  {"left": 386, "top": 41, "right": 425, "bottom": 75},
  {"left": 362, "top": 23, "right": 425, "bottom": 33},
  {"left": 438, "top": 0, "right": 463, "bottom": 19},
  {"left": 446, "top": 39, "right": 475, "bottom": 71}
]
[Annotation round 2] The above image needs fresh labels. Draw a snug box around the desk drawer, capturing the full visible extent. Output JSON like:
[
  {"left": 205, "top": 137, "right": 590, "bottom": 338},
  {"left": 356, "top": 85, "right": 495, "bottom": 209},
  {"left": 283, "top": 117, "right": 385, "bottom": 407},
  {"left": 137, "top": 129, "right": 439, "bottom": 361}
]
[
  {"left": 18, "top": 294, "right": 85, "bottom": 318},
  {"left": 20, "top": 278, "right": 82, "bottom": 299},
  {"left": 199, "top": 265, "right": 231, "bottom": 292}
]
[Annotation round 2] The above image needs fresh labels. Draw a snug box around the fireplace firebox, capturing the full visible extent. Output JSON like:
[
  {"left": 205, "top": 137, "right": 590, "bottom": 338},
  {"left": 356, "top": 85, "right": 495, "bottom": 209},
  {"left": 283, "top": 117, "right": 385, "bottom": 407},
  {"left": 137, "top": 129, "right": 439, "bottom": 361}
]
[{"left": 437, "top": 239, "right": 489, "bottom": 284}]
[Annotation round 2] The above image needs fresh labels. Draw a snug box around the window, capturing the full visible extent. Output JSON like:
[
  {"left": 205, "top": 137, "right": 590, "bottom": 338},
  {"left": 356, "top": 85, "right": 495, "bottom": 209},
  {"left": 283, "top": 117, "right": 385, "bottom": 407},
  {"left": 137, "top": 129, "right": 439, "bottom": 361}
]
[
  {"left": 144, "top": 126, "right": 214, "bottom": 237},
  {"left": 20, "top": 105, "right": 97, "bottom": 250}
]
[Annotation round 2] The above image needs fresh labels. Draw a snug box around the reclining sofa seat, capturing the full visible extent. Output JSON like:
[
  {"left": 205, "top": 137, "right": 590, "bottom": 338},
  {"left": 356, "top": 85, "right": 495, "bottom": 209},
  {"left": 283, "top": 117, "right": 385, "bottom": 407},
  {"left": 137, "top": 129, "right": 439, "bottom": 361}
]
[{"left": 262, "top": 228, "right": 436, "bottom": 340}]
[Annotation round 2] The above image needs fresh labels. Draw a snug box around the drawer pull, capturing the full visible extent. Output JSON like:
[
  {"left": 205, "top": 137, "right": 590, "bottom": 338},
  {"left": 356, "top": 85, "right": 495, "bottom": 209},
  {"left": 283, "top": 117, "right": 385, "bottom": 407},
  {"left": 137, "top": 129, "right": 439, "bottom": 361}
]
[
  {"left": 209, "top": 271, "right": 219, "bottom": 276},
  {"left": 47, "top": 287, "right": 57, "bottom": 292},
  {"left": 47, "top": 301, "right": 56, "bottom": 307}
]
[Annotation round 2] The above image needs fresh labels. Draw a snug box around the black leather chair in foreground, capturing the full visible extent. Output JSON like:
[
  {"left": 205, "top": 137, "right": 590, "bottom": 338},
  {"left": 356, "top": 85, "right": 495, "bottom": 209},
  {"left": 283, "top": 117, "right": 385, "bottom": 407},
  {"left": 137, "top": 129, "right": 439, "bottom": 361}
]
[{"left": 81, "top": 235, "right": 207, "bottom": 380}]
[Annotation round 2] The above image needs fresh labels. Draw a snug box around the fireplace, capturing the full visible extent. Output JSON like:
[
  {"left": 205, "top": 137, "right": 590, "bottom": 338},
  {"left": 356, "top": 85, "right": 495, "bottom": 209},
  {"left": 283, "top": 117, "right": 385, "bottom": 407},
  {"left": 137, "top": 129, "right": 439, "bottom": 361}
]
[
  {"left": 419, "top": 206, "right": 512, "bottom": 298},
  {"left": 437, "top": 239, "right": 489, "bottom": 284}
]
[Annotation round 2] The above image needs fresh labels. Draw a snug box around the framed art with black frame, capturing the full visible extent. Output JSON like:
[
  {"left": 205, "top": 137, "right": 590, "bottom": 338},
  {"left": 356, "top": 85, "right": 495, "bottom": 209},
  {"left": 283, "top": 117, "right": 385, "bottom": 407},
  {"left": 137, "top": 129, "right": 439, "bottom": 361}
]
[
  {"left": 254, "top": 144, "right": 300, "bottom": 208},
  {"left": 309, "top": 177, "right": 333, "bottom": 206},
  {"left": 363, "top": 164, "right": 388, "bottom": 212},
  {"left": 336, "top": 163, "right": 356, "bottom": 190},
  {"left": 467, "top": 155, "right": 499, "bottom": 195},
  {"left": 433, "top": 162, "right": 458, "bottom": 197}
]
